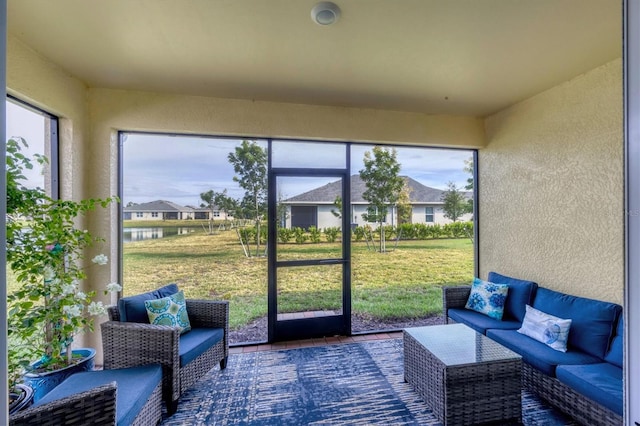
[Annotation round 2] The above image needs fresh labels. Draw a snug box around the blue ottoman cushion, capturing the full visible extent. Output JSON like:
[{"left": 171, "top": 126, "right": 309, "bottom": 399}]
[
  {"left": 487, "top": 329, "right": 601, "bottom": 376},
  {"left": 556, "top": 363, "right": 623, "bottom": 416},
  {"left": 118, "top": 283, "right": 179, "bottom": 323},
  {"left": 487, "top": 271, "right": 538, "bottom": 322},
  {"left": 34, "top": 364, "right": 162, "bottom": 426},
  {"left": 448, "top": 308, "right": 521, "bottom": 335},
  {"left": 532, "top": 288, "right": 622, "bottom": 359},
  {"left": 180, "top": 327, "right": 224, "bottom": 367}
]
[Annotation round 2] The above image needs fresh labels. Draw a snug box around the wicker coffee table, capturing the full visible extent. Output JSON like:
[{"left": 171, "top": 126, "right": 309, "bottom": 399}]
[{"left": 404, "top": 323, "right": 522, "bottom": 425}]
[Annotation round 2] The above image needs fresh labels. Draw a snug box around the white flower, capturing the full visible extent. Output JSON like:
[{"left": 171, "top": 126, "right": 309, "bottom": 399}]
[
  {"left": 43, "top": 266, "right": 55, "bottom": 281},
  {"left": 106, "top": 282, "right": 122, "bottom": 293},
  {"left": 61, "top": 283, "right": 77, "bottom": 296},
  {"left": 63, "top": 305, "right": 82, "bottom": 318},
  {"left": 76, "top": 291, "right": 87, "bottom": 300},
  {"left": 92, "top": 254, "right": 108, "bottom": 265},
  {"left": 88, "top": 301, "right": 107, "bottom": 316}
]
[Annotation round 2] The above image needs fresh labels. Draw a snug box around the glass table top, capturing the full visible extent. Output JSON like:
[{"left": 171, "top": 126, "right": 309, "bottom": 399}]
[{"left": 404, "top": 323, "right": 521, "bottom": 366}]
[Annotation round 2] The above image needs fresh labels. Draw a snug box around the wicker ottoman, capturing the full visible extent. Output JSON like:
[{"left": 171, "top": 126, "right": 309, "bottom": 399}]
[{"left": 404, "top": 323, "right": 522, "bottom": 425}]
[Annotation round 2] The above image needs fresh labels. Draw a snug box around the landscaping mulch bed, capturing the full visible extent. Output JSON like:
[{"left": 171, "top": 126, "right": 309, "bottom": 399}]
[{"left": 229, "top": 314, "right": 445, "bottom": 345}]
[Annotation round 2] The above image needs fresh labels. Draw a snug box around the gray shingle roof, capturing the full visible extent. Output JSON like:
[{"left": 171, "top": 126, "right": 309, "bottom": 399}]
[
  {"left": 124, "top": 200, "right": 193, "bottom": 212},
  {"left": 283, "top": 175, "right": 467, "bottom": 204}
]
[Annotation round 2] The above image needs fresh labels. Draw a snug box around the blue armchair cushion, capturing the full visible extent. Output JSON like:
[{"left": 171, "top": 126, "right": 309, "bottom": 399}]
[
  {"left": 604, "top": 315, "right": 624, "bottom": 368},
  {"left": 117, "top": 283, "right": 179, "bottom": 323},
  {"left": 145, "top": 290, "right": 191, "bottom": 334},
  {"left": 487, "top": 329, "right": 601, "bottom": 376},
  {"left": 464, "top": 278, "right": 509, "bottom": 320},
  {"left": 556, "top": 363, "right": 623, "bottom": 416},
  {"left": 448, "top": 308, "right": 521, "bottom": 335},
  {"left": 487, "top": 271, "right": 538, "bottom": 322},
  {"left": 532, "top": 288, "right": 622, "bottom": 359},
  {"left": 33, "top": 364, "right": 163, "bottom": 426},
  {"left": 179, "top": 327, "right": 225, "bottom": 367}
]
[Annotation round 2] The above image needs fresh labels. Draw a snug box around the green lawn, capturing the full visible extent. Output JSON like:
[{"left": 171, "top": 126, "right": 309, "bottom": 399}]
[{"left": 123, "top": 226, "right": 474, "bottom": 330}]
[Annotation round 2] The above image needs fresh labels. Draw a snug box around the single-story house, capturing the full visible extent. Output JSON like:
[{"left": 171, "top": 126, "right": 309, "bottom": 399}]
[
  {"left": 123, "top": 200, "right": 193, "bottom": 221},
  {"left": 124, "top": 200, "right": 231, "bottom": 221},
  {"left": 281, "top": 175, "right": 472, "bottom": 229}
]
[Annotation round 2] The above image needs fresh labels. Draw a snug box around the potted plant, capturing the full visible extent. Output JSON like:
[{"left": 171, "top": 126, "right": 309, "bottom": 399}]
[{"left": 6, "top": 137, "right": 121, "bottom": 402}]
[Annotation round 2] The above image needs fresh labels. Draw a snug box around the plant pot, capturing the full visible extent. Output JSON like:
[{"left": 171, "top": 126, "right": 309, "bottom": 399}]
[
  {"left": 9, "top": 383, "right": 34, "bottom": 414},
  {"left": 23, "top": 348, "right": 96, "bottom": 402}
]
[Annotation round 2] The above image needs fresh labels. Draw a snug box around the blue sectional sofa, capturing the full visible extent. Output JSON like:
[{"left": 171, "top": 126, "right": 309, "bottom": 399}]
[{"left": 443, "top": 272, "right": 623, "bottom": 426}]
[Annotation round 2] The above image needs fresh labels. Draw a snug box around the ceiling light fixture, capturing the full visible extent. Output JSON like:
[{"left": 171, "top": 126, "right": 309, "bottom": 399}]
[{"left": 311, "top": 2, "right": 341, "bottom": 26}]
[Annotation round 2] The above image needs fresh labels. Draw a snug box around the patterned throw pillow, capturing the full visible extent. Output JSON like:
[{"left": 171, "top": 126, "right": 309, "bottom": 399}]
[
  {"left": 145, "top": 290, "right": 191, "bottom": 334},
  {"left": 464, "top": 278, "right": 509, "bottom": 320},
  {"left": 517, "top": 305, "right": 571, "bottom": 352}
]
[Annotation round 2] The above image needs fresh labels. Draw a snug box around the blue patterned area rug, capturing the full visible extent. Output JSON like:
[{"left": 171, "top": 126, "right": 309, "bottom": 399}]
[{"left": 161, "top": 339, "right": 577, "bottom": 425}]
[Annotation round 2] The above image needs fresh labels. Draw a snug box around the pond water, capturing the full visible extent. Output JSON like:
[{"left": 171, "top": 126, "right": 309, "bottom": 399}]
[{"left": 123, "top": 227, "right": 198, "bottom": 243}]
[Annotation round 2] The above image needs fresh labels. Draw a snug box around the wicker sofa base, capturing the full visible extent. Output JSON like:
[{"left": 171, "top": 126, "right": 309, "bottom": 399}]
[{"left": 523, "top": 363, "right": 622, "bottom": 426}]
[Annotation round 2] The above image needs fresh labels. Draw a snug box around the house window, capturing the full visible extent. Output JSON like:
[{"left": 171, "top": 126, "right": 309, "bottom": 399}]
[
  {"left": 136, "top": 212, "right": 143, "bottom": 218},
  {"left": 425, "top": 207, "right": 434, "bottom": 223},
  {"left": 213, "top": 211, "right": 221, "bottom": 217},
  {"left": 152, "top": 212, "right": 158, "bottom": 218},
  {"left": 6, "top": 96, "right": 59, "bottom": 199}
]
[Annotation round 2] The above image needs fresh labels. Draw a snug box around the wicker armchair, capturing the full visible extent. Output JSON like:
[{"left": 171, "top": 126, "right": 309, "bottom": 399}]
[{"left": 102, "top": 299, "right": 229, "bottom": 413}]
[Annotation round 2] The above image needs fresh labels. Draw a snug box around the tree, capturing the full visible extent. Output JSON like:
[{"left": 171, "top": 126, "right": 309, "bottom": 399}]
[
  {"left": 396, "top": 179, "right": 412, "bottom": 225},
  {"left": 200, "top": 189, "right": 235, "bottom": 233},
  {"left": 331, "top": 196, "right": 342, "bottom": 219},
  {"left": 441, "top": 181, "right": 468, "bottom": 222},
  {"left": 359, "top": 146, "right": 404, "bottom": 252},
  {"left": 228, "top": 140, "right": 268, "bottom": 256},
  {"left": 463, "top": 156, "right": 474, "bottom": 215}
]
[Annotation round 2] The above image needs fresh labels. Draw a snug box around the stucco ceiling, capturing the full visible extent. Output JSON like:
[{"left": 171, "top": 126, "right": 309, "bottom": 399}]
[{"left": 7, "top": 0, "right": 622, "bottom": 117}]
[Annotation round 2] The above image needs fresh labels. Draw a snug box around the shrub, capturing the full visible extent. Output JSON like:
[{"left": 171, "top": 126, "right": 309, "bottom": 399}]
[
  {"left": 278, "top": 227, "right": 294, "bottom": 243},
  {"left": 293, "top": 227, "right": 308, "bottom": 244},
  {"left": 308, "top": 226, "right": 322, "bottom": 243},
  {"left": 324, "top": 227, "right": 340, "bottom": 243}
]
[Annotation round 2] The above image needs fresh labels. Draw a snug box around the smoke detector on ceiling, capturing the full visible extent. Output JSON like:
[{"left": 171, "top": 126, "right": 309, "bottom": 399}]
[{"left": 311, "top": 2, "right": 341, "bottom": 26}]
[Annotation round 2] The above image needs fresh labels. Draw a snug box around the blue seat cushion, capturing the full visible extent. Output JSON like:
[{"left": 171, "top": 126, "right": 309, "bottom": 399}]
[
  {"left": 34, "top": 364, "right": 162, "bottom": 426},
  {"left": 487, "top": 329, "right": 601, "bottom": 376},
  {"left": 448, "top": 308, "right": 521, "bottom": 335},
  {"left": 180, "top": 327, "right": 224, "bottom": 367},
  {"left": 556, "top": 363, "right": 623, "bottom": 416},
  {"left": 604, "top": 314, "right": 624, "bottom": 368},
  {"left": 487, "top": 272, "right": 538, "bottom": 322},
  {"left": 118, "top": 283, "right": 179, "bottom": 323},
  {"left": 532, "top": 288, "right": 622, "bottom": 359}
]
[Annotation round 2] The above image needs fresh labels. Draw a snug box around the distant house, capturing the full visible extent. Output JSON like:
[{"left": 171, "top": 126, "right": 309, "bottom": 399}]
[
  {"left": 123, "top": 200, "right": 195, "bottom": 220},
  {"left": 124, "top": 200, "right": 233, "bottom": 221},
  {"left": 280, "top": 175, "right": 472, "bottom": 229}
]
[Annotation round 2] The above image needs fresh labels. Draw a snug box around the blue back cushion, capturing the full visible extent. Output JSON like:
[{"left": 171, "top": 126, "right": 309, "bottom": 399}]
[
  {"left": 487, "top": 272, "right": 538, "bottom": 322},
  {"left": 118, "top": 283, "right": 179, "bottom": 323},
  {"left": 604, "top": 314, "right": 624, "bottom": 368},
  {"left": 532, "top": 288, "right": 622, "bottom": 359}
]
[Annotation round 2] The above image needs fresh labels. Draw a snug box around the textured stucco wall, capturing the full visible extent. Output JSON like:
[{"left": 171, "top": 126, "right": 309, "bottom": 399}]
[{"left": 480, "top": 59, "right": 623, "bottom": 304}]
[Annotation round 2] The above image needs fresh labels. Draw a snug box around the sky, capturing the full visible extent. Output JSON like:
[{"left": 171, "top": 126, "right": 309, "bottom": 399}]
[
  {"left": 122, "top": 133, "right": 473, "bottom": 207},
  {"left": 5, "top": 100, "right": 47, "bottom": 190}
]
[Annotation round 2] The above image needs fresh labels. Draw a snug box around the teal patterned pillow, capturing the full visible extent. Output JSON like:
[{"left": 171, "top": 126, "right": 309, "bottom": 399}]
[
  {"left": 464, "top": 278, "right": 509, "bottom": 320},
  {"left": 517, "top": 305, "right": 572, "bottom": 352},
  {"left": 145, "top": 290, "right": 191, "bottom": 334}
]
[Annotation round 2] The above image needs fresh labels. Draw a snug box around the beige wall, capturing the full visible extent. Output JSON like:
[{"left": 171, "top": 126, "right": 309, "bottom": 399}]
[{"left": 480, "top": 59, "right": 623, "bottom": 304}]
